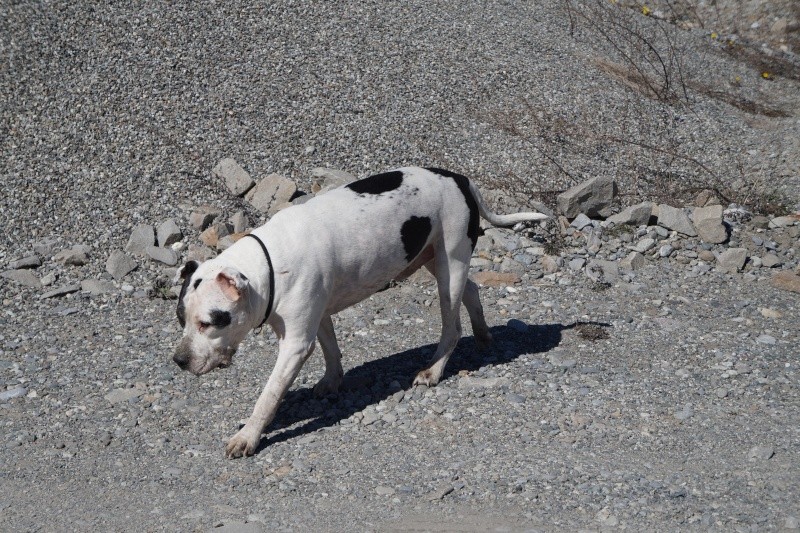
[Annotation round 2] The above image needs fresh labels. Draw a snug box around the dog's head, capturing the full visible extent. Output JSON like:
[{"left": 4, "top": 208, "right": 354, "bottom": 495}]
[{"left": 173, "top": 259, "right": 255, "bottom": 375}]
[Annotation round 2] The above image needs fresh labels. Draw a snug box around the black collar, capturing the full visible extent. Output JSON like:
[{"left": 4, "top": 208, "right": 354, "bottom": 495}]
[{"left": 244, "top": 233, "right": 275, "bottom": 329}]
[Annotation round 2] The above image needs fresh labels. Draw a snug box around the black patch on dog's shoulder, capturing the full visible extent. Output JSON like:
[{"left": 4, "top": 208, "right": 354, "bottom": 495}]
[
  {"left": 346, "top": 171, "right": 404, "bottom": 195},
  {"left": 209, "top": 309, "right": 232, "bottom": 328},
  {"left": 426, "top": 167, "right": 480, "bottom": 249},
  {"left": 176, "top": 260, "right": 199, "bottom": 327},
  {"left": 401, "top": 216, "right": 432, "bottom": 262},
  {"left": 193, "top": 278, "right": 202, "bottom": 290}
]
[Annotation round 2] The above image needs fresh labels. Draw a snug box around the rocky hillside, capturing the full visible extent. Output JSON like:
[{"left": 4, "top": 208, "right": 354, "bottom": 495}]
[{"left": 1, "top": 1, "right": 799, "bottom": 531}]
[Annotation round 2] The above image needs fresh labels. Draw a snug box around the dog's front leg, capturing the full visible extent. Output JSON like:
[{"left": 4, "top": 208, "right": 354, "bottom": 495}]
[{"left": 225, "top": 336, "right": 316, "bottom": 458}]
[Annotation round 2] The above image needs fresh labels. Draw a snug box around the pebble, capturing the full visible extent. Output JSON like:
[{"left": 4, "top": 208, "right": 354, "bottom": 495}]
[
  {"left": 0, "top": 387, "right": 28, "bottom": 402},
  {"left": 748, "top": 445, "right": 775, "bottom": 460},
  {"left": 40, "top": 284, "right": 81, "bottom": 299},
  {"left": 756, "top": 335, "right": 776, "bottom": 345},
  {"left": 8, "top": 255, "right": 42, "bottom": 270}
]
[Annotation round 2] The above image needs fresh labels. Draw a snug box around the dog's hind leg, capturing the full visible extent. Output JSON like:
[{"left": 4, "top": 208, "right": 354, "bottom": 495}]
[
  {"left": 413, "top": 240, "right": 472, "bottom": 387},
  {"left": 462, "top": 278, "right": 492, "bottom": 349},
  {"left": 313, "top": 314, "right": 344, "bottom": 397}
]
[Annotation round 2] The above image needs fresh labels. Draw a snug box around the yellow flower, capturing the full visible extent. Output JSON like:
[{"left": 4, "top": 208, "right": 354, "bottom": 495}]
[
  {"left": 641, "top": 5, "right": 651, "bottom": 16},
  {"left": 761, "top": 71, "right": 773, "bottom": 80},
  {"left": 711, "top": 32, "right": 718, "bottom": 39}
]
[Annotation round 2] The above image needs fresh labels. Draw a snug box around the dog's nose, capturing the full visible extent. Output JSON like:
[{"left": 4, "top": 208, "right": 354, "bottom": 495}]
[{"left": 173, "top": 348, "right": 191, "bottom": 370}]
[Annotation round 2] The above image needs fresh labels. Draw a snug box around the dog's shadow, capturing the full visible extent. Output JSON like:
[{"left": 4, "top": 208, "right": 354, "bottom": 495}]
[{"left": 251, "top": 321, "right": 573, "bottom": 453}]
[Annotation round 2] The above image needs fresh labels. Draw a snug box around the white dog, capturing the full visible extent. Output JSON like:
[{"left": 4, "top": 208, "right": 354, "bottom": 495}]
[{"left": 173, "top": 167, "right": 547, "bottom": 458}]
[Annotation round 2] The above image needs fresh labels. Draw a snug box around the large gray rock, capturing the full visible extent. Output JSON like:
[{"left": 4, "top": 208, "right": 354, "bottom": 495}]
[
  {"left": 145, "top": 245, "right": 178, "bottom": 266},
  {"left": 606, "top": 202, "right": 653, "bottom": 226},
  {"left": 692, "top": 205, "right": 727, "bottom": 244},
  {"left": 157, "top": 219, "right": 183, "bottom": 247},
  {"left": 556, "top": 176, "right": 616, "bottom": 219},
  {"left": 585, "top": 259, "right": 619, "bottom": 283},
  {"left": 212, "top": 157, "right": 255, "bottom": 197},
  {"left": 1, "top": 269, "right": 41, "bottom": 288},
  {"left": 716, "top": 248, "right": 747, "bottom": 273},
  {"left": 8, "top": 255, "right": 42, "bottom": 270},
  {"left": 656, "top": 205, "right": 696, "bottom": 236},
  {"left": 106, "top": 251, "right": 138, "bottom": 280},
  {"left": 189, "top": 206, "right": 222, "bottom": 230},
  {"left": 311, "top": 167, "right": 356, "bottom": 194},
  {"left": 246, "top": 173, "right": 297, "bottom": 215},
  {"left": 125, "top": 224, "right": 155, "bottom": 255}
]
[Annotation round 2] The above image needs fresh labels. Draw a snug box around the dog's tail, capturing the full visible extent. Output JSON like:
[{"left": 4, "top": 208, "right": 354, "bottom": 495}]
[{"left": 470, "top": 180, "right": 549, "bottom": 227}]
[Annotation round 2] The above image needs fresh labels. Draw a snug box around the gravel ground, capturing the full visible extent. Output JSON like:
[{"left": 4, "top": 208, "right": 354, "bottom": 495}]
[{"left": 1, "top": 1, "right": 799, "bottom": 531}]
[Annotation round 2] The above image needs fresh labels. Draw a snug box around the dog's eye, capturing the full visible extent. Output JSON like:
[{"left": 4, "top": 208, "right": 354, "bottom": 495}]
[{"left": 198, "top": 321, "right": 210, "bottom": 332}]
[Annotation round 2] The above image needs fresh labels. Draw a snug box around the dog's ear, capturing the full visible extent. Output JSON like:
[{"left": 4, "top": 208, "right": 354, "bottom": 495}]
[
  {"left": 216, "top": 268, "right": 249, "bottom": 301},
  {"left": 174, "top": 260, "right": 200, "bottom": 284}
]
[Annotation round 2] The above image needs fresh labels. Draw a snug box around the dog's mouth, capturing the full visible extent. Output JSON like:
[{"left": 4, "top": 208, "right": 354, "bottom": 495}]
[{"left": 198, "top": 347, "right": 236, "bottom": 375}]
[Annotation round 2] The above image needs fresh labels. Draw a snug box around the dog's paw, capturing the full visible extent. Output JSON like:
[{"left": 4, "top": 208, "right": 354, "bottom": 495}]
[
  {"left": 313, "top": 375, "right": 342, "bottom": 398},
  {"left": 413, "top": 368, "right": 440, "bottom": 387},
  {"left": 225, "top": 428, "right": 260, "bottom": 459}
]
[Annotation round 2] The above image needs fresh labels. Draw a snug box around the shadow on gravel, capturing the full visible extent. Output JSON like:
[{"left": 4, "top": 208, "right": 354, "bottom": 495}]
[{"left": 252, "top": 321, "right": 574, "bottom": 453}]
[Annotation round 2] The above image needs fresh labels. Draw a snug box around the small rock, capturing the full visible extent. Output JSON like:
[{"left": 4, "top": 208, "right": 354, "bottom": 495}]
[
  {"left": 748, "top": 445, "right": 774, "bottom": 460},
  {"left": 246, "top": 173, "right": 297, "bottom": 215},
  {"left": 658, "top": 244, "right": 674, "bottom": 257},
  {"left": 698, "top": 250, "right": 715, "bottom": 263},
  {"left": 771, "top": 271, "right": 800, "bottom": 293},
  {"left": 692, "top": 204, "right": 727, "bottom": 243},
  {"left": 212, "top": 521, "right": 264, "bottom": 533},
  {"left": 761, "top": 253, "right": 782, "bottom": 268},
  {"left": 1, "top": 269, "right": 41, "bottom": 288},
  {"left": 606, "top": 201, "right": 653, "bottom": 226},
  {"left": 145, "top": 246, "right": 178, "bottom": 266},
  {"left": 459, "top": 376, "right": 509, "bottom": 389},
  {"left": 212, "top": 157, "right": 255, "bottom": 197},
  {"left": 189, "top": 207, "right": 220, "bottom": 231},
  {"left": 693, "top": 189, "right": 720, "bottom": 207},
  {"left": 751, "top": 215, "right": 770, "bottom": 229},
  {"left": 186, "top": 244, "right": 215, "bottom": 262},
  {"left": 784, "top": 516, "right": 799, "bottom": 530},
  {"left": 759, "top": 307, "right": 782, "bottom": 319},
  {"left": 375, "top": 486, "right": 396, "bottom": 496},
  {"left": 40, "top": 272, "right": 56, "bottom": 286},
  {"left": 54, "top": 248, "right": 89, "bottom": 266},
  {"left": 756, "top": 335, "right": 776, "bottom": 345},
  {"left": 633, "top": 237, "right": 656, "bottom": 253},
  {"left": 570, "top": 213, "right": 593, "bottom": 230},
  {"left": 157, "top": 219, "right": 183, "bottom": 247},
  {"left": 620, "top": 251, "right": 646, "bottom": 270},
  {"left": 585, "top": 259, "right": 619, "bottom": 282},
  {"left": 200, "top": 223, "right": 232, "bottom": 248},
  {"left": 81, "top": 279, "right": 116, "bottom": 296},
  {"left": 40, "top": 284, "right": 81, "bottom": 299},
  {"left": 556, "top": 175, "right": 617, "bottom": 219},
  {"left": 311, "top": 167, "right": 356, "bottom": 194},
  {"left": 507, "top": 319, "right": 529, "bottom": 333},
  {"left": 568, "top": 257, "right": 586, "bottom": 271},
  {"left": 106, "top": 251, "right": 138, "bottom": 280},
  {"left": 428, "top": 484, "right": 455, "bottom": 501},
  {"left": 229, "top": 211, "right": 249, "bottom": 233},
  {"left": 541, "top": 255, "right": 559, "bottom": 274},
  {"left": 471, "top": 271, "right": 521, "bottom": 287},
  {"left": 499, "top": 257, "right": 526, "bottom": 274},
  {"left": 8, "top": 255, "right": 42, "bottom": 270},
  {"left": 674, "top": 404, "right": 693, "bottom": 421},
  {"left": 125, "top": 224, "right": 155, "bottom": 255},
  {"left": 716, "top": 248, "right": 747, "bottom": 273},
  {"left": 0, "top": 387, "right": 28, "bottom": 402},
  {"left": 105, "top": 388, "right": 145, "bottom": 404},
  {"left": 657, "top": 205, "right": 697, "bottom": 236},
  {"left": 769, "top": 215, "right": 797, "bottom": 228}
]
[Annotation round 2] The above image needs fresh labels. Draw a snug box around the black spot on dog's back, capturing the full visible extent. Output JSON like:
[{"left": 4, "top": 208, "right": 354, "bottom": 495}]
[
  {"left": 346, "top": 171, "right": 404, "bottom": 195},
  {"left": 176, "top": 260, "right": 199, "bottom": 327},
  {"left": 426, "top": 167, "right": 480, "bottom": 249},
  {"left": 209, "top": 310, "right": 232, "bottom": 328},
  {"left": 401, "top": 216, "right": 432, "bottom": 262}
]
